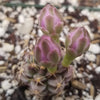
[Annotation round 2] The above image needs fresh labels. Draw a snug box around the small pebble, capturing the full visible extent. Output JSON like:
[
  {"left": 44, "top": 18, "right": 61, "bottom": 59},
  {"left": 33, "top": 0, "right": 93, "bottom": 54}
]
[
  {"left": 77, "top": 73, "right": 83, "bottom": 78},
  {"left": 16, "top": 6, "right": 22, "bottom": 12},
  {"left": 95, "top": 66, "right": 100, "bottom": 74},
  {"left": 6, "top": 89, "right": 14, "bottom": 96},
  {"left": 17, "top": 18, "right": 33, "bottom": 35},
  {"left": 2, "top": 43, "right": 14, "bottom": 52},
  {"left": 2, "top": 20, "right": 10, "bottom": 29},
  {"left": 38, "top": 29, "right": 43, "bottom": 37},
  {"left": 87, "top": 83, "right": 91, "bottom": 88},
  {"left": 1, "top": 80, "right": 12, "bottom": 91},
  {"left": 75, "top": 54, "right": 83, "bottom": 62},
  {"left": 0, "top": 61, "right": 5, "bottom": 65},
  {"left": 85, "top": 52, "right": 96, "bottom": 62},
  {"left": 15, "top": 45, "right": 21, "bottom": 54},
  {"left": 67, "top": 0, "right": 79, "bottom": 6},
  {"left": 18, "top": 14, "right": 25, "bottom": 23},
  {"left": 89, "top": 74, "right": 93, "bottom": 79},
  {"left": 68, "top": 6, "right": 75, "bottom": 12},
  {"left": 86, "top": 65, "right": 92, "bottom": 70},
  {"left": 0, "top": 27, "right": 5, "bottom": 37},
  {"left": 89, "top": 44, "right": 100, "bottom": 54},
  {"left": 11, "top": 80, "right": 18, "bottom": 87}
]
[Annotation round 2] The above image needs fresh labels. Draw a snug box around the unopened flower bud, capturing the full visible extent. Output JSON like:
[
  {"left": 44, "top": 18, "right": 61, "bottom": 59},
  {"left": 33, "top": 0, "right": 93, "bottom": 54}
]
[
  {"left": 39, "top": 4, "right": 63, "bottom": 36},
  {"left": 62, "top": 27, "right": 90, "bottom": 67},
  {"left": 34, "top": 35, "right": 61, "bottom": 73}
]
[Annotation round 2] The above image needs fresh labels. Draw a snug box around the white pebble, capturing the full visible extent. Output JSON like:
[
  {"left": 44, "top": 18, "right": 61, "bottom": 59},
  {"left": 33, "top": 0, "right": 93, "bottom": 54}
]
[
  {"left": 40, "top": 0, "right": 64, "bottom": 5},
  {"left": 92, "top": 63, "right": 96, "bottom": 68},
  {"left": 0, "top": 27, "right": 5, "bottom": 37},
  {"left": 59, "top": 7, "right": 66, "bottom": 13},
  {"left": 89, "top": 74, "right": 93, "bottom": 79},
  {"left": 82, "top": 91, "right": 87, "bottom": 96},
  {"left": 87, "top": 83, "right": 91, "bottom": 88},
  {"left": 67, "top": 0, "right": 79, "bottom": 6},
  {"left": 2, "top": 43, "right": 14, "bottom": 52},
  {"left": 86, "top": 65, "right": 92, "bottom": 70},
  {"left": 28, "top": 7, "right": 37, "bottom": 16},
  {"left": 6, "top": 89, "right": 14, "bottom": 96},
  {"left": 95, "top": 94, "right": 100, "bottom": 100},
  {"left": 75, "top": 54, "right": 83, "bottom": 62},
  {"left": 85, "top": 52, "right": 96, "bottom": 62},
  {"left": 11, "top": 80, "right": 18, "bottom": 87},
  {"left": 68, "top": 6, "right": 75, "bottom": 12},
  {"left": 9, "top": 11, "right": 18, "bottom": 18},
  {"left": 95, "top": 66, "right": 100, "bottom": 74},
  {"left": 15, "top": 45, "right": 21, "bottom": 54},
  {"left": 16, "top": 6, "right": 22, "bottom": 12},
  {"left": 38, "top": 29, "right": 43, "bottom": 37},
  {"left": 33, "top": 40, "right": 36, "bottom": 45},
  {"left": 89, "top": 44, "right": 100, "bottom": 54},
  {"left": 81, "top": 9, "right": 90, "bottom": 16},
  {"left": 17, "top": 18, "right": 33, "bottom": 34},
  {"left": 0, "top": 12, "right": 6, "bottom": 20},
  {"left": 23, "top": 34, "right": 30, "bottom": 40},
  {"left": 77, "top": 73, "right": 83, "bottom": 78},
  {"left": 18, "top": 14, "right": 25, "bottom": 23},
  {"left": 0, "top": 61, "right": 5, "bottom": 65},
  {"left": 2, "top": 20, "right": 10, "bottom": 30},
  {"left": 1, "top": 80, "right": 12, "bottom": 91}
]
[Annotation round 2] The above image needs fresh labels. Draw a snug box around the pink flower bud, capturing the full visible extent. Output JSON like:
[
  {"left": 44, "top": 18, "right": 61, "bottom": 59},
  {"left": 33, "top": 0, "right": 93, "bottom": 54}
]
[
  {"left": 65, "top": 27, "right": 90, "bottom": 57},
  {"left": 39, "top": 4, "right": 63, "bottom": 35},
  {"left": 62, "top": 27, "right": 90, "bottom": 67},
  {"left": 34, "top": 35, "right": 61, "bottom": 73}
]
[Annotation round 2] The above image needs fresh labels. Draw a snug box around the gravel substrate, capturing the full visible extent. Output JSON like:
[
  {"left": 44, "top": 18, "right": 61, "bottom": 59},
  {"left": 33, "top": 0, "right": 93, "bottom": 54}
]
[{"left": 0, "top": 0, "right": 100, "bottom": 100}]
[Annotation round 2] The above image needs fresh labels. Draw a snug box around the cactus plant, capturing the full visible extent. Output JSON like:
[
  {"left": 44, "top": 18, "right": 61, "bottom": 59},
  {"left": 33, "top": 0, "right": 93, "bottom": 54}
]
[{"left": 14, "top": 4, "right": 90, "bottom": 99}]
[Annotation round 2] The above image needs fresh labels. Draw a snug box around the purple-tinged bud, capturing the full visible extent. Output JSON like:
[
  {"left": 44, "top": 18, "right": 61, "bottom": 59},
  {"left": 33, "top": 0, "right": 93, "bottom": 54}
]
[
  {"left": 66, "top": 27, "right": 90, "bottom": 56},
  {"left": 34, "top": 35, "right": 61, "bottom": 73},
  {"left": 62, "top": 27, "right": 90, "bottom": 67},
  {"left": 39, "top": 4, "right": 63, "bottom": 35}
]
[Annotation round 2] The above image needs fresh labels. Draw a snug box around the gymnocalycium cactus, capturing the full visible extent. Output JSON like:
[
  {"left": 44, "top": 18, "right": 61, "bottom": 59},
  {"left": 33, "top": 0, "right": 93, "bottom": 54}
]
[{"left": 14, "top": 4, "right": 90, "bottom": 99}]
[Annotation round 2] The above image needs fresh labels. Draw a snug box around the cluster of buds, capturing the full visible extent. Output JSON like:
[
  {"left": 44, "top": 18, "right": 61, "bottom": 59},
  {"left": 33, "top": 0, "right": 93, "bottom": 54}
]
[
  {"left": 37, "top": 4, "right": 90, "bottom": 69},
  {"left": 15, "top": 4, "right": 91, "bottom": 97}
]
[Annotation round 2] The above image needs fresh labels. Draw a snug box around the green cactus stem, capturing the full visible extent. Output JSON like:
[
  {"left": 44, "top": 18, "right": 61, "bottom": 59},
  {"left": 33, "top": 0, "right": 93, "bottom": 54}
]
[{"left": 62, "top": 53, "right": 75, "bottom": 67}]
